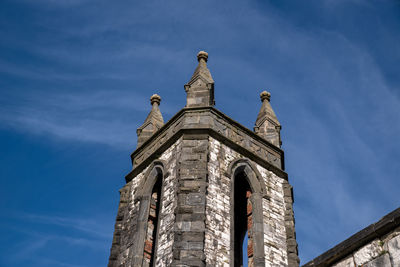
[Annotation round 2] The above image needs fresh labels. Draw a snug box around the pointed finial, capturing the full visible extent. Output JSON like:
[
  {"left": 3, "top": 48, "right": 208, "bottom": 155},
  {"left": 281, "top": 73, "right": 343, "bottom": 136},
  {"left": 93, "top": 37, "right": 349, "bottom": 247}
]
[
  {"left": 254, "top": 90, "right": 281, "bottom": 147},
  {"left": 197, "top": 51, "right": 208, "bottom": 62},
  {"left": 260, "top": 91, "right": 271, "bottom": 102},
  {"left": 185, "top": 51, "right": 215, "bottom": 107},
  {"left": 136, "top": 93, "right": 164, "bottom": 147},
  {"left": 150, "top": 94, "right": 161, "bottom": 105}
]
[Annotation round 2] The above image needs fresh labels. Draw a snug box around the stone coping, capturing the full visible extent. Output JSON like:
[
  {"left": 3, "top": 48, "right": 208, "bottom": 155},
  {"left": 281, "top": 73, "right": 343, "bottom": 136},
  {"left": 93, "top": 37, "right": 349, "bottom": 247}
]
[
  {"left": 131, "top": 106, "right": 283, "bottom": 159},
  {"left": 126, "top": 106, "right": 287, "bottom": 183},
  {"left": 302, "top": 207, "right": 400, "bottom": 267}
]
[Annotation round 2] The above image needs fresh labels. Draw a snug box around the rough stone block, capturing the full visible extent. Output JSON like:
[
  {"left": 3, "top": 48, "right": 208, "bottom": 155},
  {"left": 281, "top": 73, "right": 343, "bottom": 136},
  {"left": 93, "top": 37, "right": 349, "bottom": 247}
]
[
  {"left": 354, "top": 239, "right": 383, "bottom": 266},
  {"left": 175, "top": 221, "right": 191, "bottom": 231},
  {"left": 388, "top": 234, "right": 400, "bottom": 267},
  {"left": 190, "top": 220, "right": 205, "bottom": 231},
  {"left": 188, "top": 242, "right": 204, "bottom": 250},
  {"left": 182, "top": 232, "right": 204, "bottom": 242},
  {"left": 364, "top": 253, "right": 392, "bottom": 267},
  {"left": 179, "top": 249, "right": 205, "bottom": 259},
  {"left": 332, "top": 256, "right": 355, "bottom": 267},
  {"left": 186, "top": 193, "right": 205, "bottom": 205}
]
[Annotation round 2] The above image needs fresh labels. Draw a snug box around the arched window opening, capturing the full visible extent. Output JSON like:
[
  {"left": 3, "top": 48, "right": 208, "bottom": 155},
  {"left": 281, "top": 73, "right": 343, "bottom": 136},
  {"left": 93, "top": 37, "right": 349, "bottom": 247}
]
[
  {"left": 143, "top": 173, "right": 162, "bottom": 266},
  {"left": 234, "top": 172, "right": 254, "bottom": 267}
]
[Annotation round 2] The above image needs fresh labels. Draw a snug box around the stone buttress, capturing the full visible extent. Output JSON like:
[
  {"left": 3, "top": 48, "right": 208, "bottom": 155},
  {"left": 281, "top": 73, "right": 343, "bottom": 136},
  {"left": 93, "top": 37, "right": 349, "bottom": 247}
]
[{"left": 108, "top": 51, "right": 299, "bottom": 267}]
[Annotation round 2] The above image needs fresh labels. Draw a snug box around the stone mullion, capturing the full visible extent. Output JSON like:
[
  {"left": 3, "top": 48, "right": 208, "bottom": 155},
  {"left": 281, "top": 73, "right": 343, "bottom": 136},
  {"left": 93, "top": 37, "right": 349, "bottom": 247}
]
[
  {"left": 247, "top": 190, "right": 254, "bottom": 267},
  {"left": 249, "top": 192, "right": 265, "bottom": 267}
]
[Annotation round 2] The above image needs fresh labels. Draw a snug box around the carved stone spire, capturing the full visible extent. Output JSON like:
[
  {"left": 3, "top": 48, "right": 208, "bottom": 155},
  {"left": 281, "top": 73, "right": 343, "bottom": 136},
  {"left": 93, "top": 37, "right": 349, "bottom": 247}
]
[
  {"left": 136, "top": 94, "right": 164, "bottom": 147},
  {"left": 184, "top": 51, "right": 215, "bottom": 107},
  {"left": 254, "top": 91, "right": 282, "bottom": 147}
]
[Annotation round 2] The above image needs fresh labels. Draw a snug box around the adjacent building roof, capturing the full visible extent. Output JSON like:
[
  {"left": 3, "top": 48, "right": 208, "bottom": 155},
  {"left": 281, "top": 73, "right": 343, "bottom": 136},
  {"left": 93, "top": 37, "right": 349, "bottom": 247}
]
[{"left": 303, "top": 207, "right": 400, "bottom": 267}]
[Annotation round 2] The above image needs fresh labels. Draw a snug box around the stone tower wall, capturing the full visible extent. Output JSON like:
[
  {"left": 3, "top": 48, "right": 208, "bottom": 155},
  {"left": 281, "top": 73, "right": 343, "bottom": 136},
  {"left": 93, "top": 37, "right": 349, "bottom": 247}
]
[
  {"left": 205, "top": 138, "right": 233, "bottom": 266},
  {"left": 109, "top": 134, "right": 298, "bottom": 267},
  {"left": 108, "top": 166, "right": 146, "bottom": 266},
  {"left": 155, "top": 138, "right": 181, "bottom": 266},
  {"left": 108, "top": 138, "right": 182, "bottom": 267},
  {"left": 172, "top": 134, "right": 209, "bottom": 266},
  {"left": 206, "top": 137, "right": 293, "bottom": 266}
]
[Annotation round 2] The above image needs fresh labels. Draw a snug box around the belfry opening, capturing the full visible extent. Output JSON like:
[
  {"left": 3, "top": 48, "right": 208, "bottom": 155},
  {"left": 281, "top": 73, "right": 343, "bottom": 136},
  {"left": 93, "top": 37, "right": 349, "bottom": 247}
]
[
  {"left": 234, "top": 171, "right": 254, "bottom": 267},
  {"left": 143, "top": 173, "right": 162, "bottom": 266}
]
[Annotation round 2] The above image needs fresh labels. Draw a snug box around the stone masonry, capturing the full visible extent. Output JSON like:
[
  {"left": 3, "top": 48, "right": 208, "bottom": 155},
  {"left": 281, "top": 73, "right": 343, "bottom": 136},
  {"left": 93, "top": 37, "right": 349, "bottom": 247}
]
[
  {"left": 108, "top": 51, "right": 299, "bottom": 266},
  {"left": 205, "top": 137, "right": 296, "bottom": 266},
  {"left": 303, "top": 208, "right": 400, "bottom": 267}
]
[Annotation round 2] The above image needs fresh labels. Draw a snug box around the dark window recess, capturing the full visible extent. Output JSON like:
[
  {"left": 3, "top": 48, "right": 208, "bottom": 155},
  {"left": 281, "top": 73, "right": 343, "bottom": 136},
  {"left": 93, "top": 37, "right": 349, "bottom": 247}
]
[
  {"left": 234, "top": 172, "right": 254, "bottom": 267},
  {"left": 143, "top": 175, "right": 162, "bottom": 267}
]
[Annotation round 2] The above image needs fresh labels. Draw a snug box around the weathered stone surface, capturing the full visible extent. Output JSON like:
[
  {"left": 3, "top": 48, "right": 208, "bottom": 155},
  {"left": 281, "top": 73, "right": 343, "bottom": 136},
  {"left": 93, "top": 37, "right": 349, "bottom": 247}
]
[
  {"left": 205, "top": 138, "right": 233, "bottom": 266},
  {"left": 129, "top": 107, "right": 284, "bottom": 178},
  {"left": 354, "top": 239, "right": 383, "bottom": 266},
  {"left": 204, "top": 137, "right": 296, "bottom": 267},
  {"left": 155, "top": 138, "right": 181, "bottom": 266},
  {"left": 331, "top": 256, "right": 355, "bottom": 267},
  {"left": 172, "top": 136, "right": 208, "bottom": 266},
  {"left": 303, "top": 208, "right": 400, "bottom": 267},
  {"left": 108, "top": 138, "right": 182, "bottom": 267},
  {"left": 388, "top": 234, "right": 400, "bottom": 267},
  {"left": 257, "top": 165, "right": 291, "bottom": 267},
  {"left": 364, "top": 253, "right": 392, "bottom": 267},
  {"left": 109, "top": 165, "right": 147, "bottom": 266}
]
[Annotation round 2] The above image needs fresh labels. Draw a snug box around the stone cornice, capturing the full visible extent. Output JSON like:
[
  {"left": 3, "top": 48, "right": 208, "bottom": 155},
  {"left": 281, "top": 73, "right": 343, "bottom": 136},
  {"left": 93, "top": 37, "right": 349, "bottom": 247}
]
[{"left": 127, "top": 106, "right": 286, "bottom": 183}]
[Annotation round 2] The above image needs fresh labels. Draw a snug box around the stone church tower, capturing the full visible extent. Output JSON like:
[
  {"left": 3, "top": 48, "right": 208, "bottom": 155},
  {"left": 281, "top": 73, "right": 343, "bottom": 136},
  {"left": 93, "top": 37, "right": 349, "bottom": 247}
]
[{"left": 108, "top": 51, "right": 299, "bottom": 267}]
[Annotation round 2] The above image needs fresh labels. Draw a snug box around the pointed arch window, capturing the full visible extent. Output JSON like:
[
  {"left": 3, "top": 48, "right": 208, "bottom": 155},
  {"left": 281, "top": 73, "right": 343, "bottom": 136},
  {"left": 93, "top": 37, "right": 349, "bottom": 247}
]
[
  {"left": 230, "top": 159, "right": 266, "bottom": 267},
  {"left": 143, "top": 173, "right": 162, "bottom": 266},
  {"left": 132, "top": 163, "right": 164, "bottom": 267},
  {"left": 233, "top": 172, "right": 254, "bottom": 266}
]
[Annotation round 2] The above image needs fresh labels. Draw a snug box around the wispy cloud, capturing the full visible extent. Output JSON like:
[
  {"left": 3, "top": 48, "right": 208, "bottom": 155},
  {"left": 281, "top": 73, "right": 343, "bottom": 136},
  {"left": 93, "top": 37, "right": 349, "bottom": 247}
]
[
  {"left": 2, "top": 212, "right": 111, "bottom": 266},
  {"left": 0, "top": 60, "right": 129, "bottom": 81},
  {"left": 14, "top": 0, "right": 95, "bottom": 8},
  {"left": 12, "top": 236, "right": 51, "bottom": 261},
  {"left": 0, "top": 86, "right": 178, "bottom": 148},
  {"left": 20, "top": 213, "right": 111, "bottom": 239}
]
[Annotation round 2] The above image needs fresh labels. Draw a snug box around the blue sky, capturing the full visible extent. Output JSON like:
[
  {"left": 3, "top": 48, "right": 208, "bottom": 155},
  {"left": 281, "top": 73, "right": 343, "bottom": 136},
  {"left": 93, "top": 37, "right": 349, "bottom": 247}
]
[{"left": 1, "top": 0, "right": 399, "bottom": 266}]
